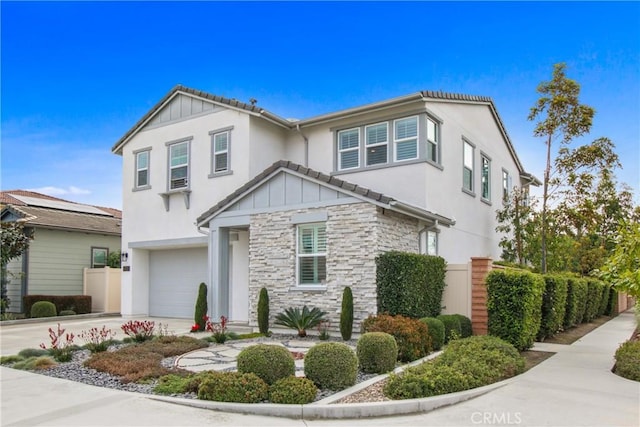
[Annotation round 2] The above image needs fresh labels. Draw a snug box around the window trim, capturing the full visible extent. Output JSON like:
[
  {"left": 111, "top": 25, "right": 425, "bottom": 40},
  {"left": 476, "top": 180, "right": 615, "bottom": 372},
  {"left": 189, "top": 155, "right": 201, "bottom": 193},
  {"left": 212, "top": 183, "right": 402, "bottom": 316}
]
[
  {"left": 337, "top": 128, "right": 361, "bottom": 171},
  {"left": 166, "top": 137, "right": 192, "bottom": 192},
  {"left": 296, "top": 223, "right": 327, "bottom": 286},
  {"left": 393, "top": 115, "right": 419, "bottom": 162},
  {"left": 426, "top": 116, "right": 440, "bottom": 164},
  {"left": 209, "top": 126, "right": 234, "bottom": 178},
  {"left": 419, "top": 228, "right": 439, "bottom": 256},
  {"left": 365, "top": 122, "right": 389, "bottom": 166},
  {"left": 133, "top": 147, "right": 152, "bottom": 191},
  {"left": 462, "top": 139, "right": 475, "bottom": 196},
  {"left": 502, "top": 169, "right": 511, "bottom": 202},
  {"left": 480, "top": 152, "right": 491, "bottom": 204},
  {"left": 91, "top": 247, "right": 109, "bottom": 268}
]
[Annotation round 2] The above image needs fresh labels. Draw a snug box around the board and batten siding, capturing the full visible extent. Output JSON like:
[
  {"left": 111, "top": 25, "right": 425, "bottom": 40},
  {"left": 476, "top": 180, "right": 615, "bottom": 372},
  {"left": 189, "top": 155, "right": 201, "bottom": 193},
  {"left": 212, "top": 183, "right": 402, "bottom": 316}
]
[
  {"left": 5, "top": 255, "right": 24, "bottom": 312},
  {"left": 26, "top": 228, "right": 120, "bottom": 296}
]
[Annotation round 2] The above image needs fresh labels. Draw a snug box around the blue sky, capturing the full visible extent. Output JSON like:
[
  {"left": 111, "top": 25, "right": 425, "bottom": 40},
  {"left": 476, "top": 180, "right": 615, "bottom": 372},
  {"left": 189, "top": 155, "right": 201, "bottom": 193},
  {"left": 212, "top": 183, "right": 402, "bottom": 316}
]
[{"left": 1, "top": 1, "right": 639, "bottom": 210}]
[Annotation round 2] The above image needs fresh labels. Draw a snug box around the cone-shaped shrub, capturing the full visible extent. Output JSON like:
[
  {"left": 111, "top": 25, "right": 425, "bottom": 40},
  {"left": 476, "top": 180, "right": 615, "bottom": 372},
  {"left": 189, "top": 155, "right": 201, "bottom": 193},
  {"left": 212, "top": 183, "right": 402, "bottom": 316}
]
[
  {"left": 257, "top": 287, "right": 269, "bottom": 335},
  {"left": 340, "top": 287, "right": 353, "bottom": 340},
  {"left": 194, "top": 283, "right": 208, "bottom": 331}
]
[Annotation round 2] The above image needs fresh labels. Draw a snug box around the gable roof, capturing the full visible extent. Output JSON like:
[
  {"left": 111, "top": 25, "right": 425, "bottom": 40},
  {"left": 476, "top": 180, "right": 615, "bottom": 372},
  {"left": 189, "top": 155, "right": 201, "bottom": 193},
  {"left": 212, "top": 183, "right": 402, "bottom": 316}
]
[
  {"left": 196, "top": 160, "right": 455, "bottom": 228},
  {"left": 0, "top": 190, "right": 122, "bottom": 235}
]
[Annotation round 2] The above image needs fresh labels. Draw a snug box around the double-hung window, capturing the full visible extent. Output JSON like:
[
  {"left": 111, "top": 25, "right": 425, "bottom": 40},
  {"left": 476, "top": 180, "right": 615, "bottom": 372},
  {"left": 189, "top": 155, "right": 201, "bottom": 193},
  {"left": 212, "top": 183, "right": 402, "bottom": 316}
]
[
  {"left": 297, "top": 223, "right": 327, "bottom": 285},
  {"left": 426, "top": 117, "right": 439, "bottom": 163},
  {"left": 338, "top": 128, "right": 360, "bottom": 170},
  {"left": 481, "top": 154, "right": 491, "bottom": 201},
  {"left": 212, "top": 131, "right": 229, "bottom": 173},
  {"left": 135, "top": 150, "right": 150, "bottom": 189},
  {"left": 394, "top": 116, "right": 418, "bottom": 161},
  {"left": 365, "top": 123, "right": 388, "bottom": 166},
  {"left": 463, "top": 140, "right": 474, "bottom": 193},
  {"left": 502, "top": 170, "right": 511, "bottom": 201},
  {"left": 419, "top": 229, "right": 438, "bottom": 256},
  {"left": 91, "top": 247, "right": 108, "bottom": 268},
  {"left": 169, "top": 140, "right": 189, "bottom": 190}
]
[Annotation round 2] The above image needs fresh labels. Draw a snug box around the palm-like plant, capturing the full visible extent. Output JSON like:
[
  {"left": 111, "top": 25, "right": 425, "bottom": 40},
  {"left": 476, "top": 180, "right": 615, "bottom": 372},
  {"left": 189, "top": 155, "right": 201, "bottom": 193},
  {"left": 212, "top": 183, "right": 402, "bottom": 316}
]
[{"left": 274, "top": 306, "right": 327, "bottom": 337}]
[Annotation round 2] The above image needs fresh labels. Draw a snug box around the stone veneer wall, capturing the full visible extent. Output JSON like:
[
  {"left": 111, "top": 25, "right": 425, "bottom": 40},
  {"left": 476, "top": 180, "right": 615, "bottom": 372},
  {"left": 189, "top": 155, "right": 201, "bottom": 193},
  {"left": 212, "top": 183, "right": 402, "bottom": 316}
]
[{"left": 248, "top": 202, "right": 421, "bottom": 332}]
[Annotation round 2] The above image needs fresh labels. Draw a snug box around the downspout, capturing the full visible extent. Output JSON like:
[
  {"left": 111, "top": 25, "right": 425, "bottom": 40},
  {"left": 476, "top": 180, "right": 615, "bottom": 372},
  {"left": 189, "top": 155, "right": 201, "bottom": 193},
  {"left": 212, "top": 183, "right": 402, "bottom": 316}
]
[{"left": 295, "top": 124, "right": 309, "bottom": 167}]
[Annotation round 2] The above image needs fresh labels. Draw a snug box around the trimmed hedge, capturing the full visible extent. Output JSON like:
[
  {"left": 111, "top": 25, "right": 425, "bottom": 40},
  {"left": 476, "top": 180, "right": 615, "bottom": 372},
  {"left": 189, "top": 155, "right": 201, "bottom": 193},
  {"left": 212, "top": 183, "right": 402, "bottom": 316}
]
[
  {"left": 31, "top": 301, "right": 57, "bottom": 318},
  {"left": 257, "top": 287, "right": 269, "bottom": 335},
  {"left": 486, "top": 270, "right": 544, "bottom": 351},
  {"left": 236, "top": 344, "right": 295, "bottom": 385},
  {"left": 420, "top": 317, "right": 445, "bottom": 351},
  {"left": 362, "top": 314, "right": 432, "bottom": 362},
  {"left": 605, "top": 288, "right": 618, "bottom": 316},
  {"left": 452, "top": 314, "right": 473, "bottom": 338},
  {"left": 197, "top": 372, "right": 268, "bottom": 403},
  {"left": 376, "top": 251, "right": 446, "bottom": 319},
  {"left": 614, "top": 340, "right": 640, "bottom": 382},
  {"left": 568, "top": 277, "right": 588, "bottom": 325},
  {"left": 583, "top": 279, "right": 602, "bottom": 323},
  {"left": 304, "top": 342, "right": 358, "bottom": 390},
  {"left": 436, "top": 314, "right": 462, "bottom": 343},
  {"left": 537, "top": 275, "right": 568, "bottom": 340},
  {"left": 597, "top": 281, "right": 610, "bottom": 317},
  {"left": 356, "top": 332, "right": 398, "bottom": 374},
  {"left": 24, "top": 295, "right": 91, "bottom": 317}
]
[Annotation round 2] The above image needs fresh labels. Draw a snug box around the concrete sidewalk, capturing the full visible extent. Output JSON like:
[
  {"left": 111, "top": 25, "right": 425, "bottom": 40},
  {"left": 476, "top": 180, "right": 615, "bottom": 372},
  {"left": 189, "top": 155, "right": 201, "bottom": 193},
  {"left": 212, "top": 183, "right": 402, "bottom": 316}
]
[{"left": 1, "top": 311, "right": 638, "bottom": 426}]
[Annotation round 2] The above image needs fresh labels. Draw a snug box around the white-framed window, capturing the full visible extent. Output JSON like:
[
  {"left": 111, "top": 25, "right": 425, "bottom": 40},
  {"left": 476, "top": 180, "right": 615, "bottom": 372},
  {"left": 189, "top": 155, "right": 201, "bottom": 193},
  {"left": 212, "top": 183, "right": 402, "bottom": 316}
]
[
  {"left": 338, "top": 128, "right": 360, "bottom": 170},
  {"left": 365, "top": 122, "right": 388, "bottom": 166},
  {"left": 135, "top": 150, "right": 150, "bottom": 189},
  {"left": 420, "top": 229, "right": 438, "bottom": 256},
  {"left": 169, "top": 140, "right": 189, "bottom": 190},
  {"left": 91, "top": 247, "right": 108, "bottom": 268},
  {"left": 502, "top": 169, "right": 511, "bottom": 201},
  {"left": 297, "top": 223, "right": 327, "bottom": 285},
  {"left": 426, "top": 117, "right": 439, "bottom": 163},
  {"left": 394, "top": 116, "right": 418, "bottom": 161},
  {"left": 481, "top": 154, "right": 491, "bottom": 201},
  {"left": 212, "top": 131, "right": 229, "bottom": 173},
  {"left": 463, "top": 140, "right": 474, "bottom": 193}
]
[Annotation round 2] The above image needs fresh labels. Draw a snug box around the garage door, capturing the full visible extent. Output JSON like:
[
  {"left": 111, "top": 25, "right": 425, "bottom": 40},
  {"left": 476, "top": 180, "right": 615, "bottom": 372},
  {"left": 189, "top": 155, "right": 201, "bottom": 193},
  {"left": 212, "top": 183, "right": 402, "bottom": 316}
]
[{"left": 149, "top": 247, "right": 208, "bottom": 318}]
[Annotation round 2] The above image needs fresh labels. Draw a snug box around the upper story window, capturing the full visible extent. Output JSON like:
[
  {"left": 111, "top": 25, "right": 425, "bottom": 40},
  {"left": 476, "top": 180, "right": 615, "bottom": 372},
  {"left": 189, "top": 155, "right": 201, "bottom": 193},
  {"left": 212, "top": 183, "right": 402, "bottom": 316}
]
[
  {"left": 168, "top": 139, "right": 190, "bottom": 190},
  {"left": 213, "top": 131, "right": 229, "bottom": 173},
  {"left": 426, "top": 117, "right": 439, "bottom": 163},
  {"left": 338, "top": 128, "right": 360, "bottom": 170},
  {"left": 365, "top": 123, "right": 388, "bottom": 166},
  {"left": 481, "top": 154, "right": 491, "bottom": 202},
  {"left": 297, "top": 223, "right": 327, "bottom": 285},
  {"left": 502, "top": 169, "right": 511, "bottom": 201},
  {"left": 134, "top": 149, "right": 151, "bottom": 190},
  {"left": 394, "top": 116, "right": 418, "bottom": 161},
  {"left": 463, "top": 140, "right": 475, "bottom": 194}
]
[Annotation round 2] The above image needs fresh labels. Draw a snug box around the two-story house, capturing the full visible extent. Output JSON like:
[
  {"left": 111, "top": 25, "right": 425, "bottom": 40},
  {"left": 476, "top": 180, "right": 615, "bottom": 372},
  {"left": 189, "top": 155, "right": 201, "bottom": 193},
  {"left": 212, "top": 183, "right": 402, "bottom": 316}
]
[{"left": 112, "top": 86, "right": 538, "bottom": 329}]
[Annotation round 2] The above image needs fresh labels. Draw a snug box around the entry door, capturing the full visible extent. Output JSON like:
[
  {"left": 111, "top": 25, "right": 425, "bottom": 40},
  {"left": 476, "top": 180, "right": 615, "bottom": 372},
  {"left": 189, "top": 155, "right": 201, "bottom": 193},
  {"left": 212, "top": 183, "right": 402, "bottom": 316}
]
[{"left": 229, "top": 230, "right": 249, "bottom": 322}]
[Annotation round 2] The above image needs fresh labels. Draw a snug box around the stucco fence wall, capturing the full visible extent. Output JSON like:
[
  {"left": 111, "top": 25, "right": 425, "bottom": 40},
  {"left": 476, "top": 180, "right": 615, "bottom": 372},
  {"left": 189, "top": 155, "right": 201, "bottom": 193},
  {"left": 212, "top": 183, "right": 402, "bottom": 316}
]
[{"left": 83, "top": 267, "right": 121, "bottom": 313}]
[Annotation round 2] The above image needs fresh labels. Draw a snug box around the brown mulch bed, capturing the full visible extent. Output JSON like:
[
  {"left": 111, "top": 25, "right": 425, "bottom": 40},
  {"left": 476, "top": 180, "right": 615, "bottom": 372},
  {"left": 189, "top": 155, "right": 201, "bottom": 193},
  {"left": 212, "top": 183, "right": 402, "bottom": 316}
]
[{"left": 543, "top": 316, "right": 611, "bottom": 345}]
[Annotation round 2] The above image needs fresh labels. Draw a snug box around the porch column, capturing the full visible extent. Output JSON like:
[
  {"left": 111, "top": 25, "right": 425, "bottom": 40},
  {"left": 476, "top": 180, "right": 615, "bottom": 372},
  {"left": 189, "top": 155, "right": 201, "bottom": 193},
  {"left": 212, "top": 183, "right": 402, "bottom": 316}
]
[{"left": 209, "top": 226, "right": 229, "bottom": 320}]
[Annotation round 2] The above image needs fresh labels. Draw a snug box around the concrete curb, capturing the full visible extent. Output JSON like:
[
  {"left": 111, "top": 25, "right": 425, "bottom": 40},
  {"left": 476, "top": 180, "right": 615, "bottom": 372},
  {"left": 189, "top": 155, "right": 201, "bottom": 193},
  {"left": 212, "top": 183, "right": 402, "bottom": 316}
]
[
  {"left": 0, "top": 312, "right": 121, "bottom": 327},
  {"left": 148, "top": 377, "right": 514, "bottom": 419}
]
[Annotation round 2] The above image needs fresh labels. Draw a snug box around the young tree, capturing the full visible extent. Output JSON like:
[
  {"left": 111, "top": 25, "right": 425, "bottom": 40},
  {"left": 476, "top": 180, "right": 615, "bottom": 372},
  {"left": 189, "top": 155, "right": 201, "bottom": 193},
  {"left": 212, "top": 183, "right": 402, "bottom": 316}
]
[
  {"left": 596, "top": 221, "right": 640, "bottom": 298},
  {"left": 528, "top": 63, "right": 595, "bottom": 273},
  {"left": 495, "top": 187, "right": 535, "bottom": 266},
  {"left": 1, "top": 222, "right": 33, "bottom": 314}
]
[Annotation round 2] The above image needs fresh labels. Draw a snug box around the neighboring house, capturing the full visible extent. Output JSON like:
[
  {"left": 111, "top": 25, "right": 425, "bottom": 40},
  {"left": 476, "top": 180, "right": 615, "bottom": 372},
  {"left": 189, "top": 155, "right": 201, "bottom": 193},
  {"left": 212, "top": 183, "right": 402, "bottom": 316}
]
[
  {"left": 112, "top": 85, "right": 539, "bottom": 328},
  {"left": 0, "top": 190, "right": 122, "bottom": 313}
]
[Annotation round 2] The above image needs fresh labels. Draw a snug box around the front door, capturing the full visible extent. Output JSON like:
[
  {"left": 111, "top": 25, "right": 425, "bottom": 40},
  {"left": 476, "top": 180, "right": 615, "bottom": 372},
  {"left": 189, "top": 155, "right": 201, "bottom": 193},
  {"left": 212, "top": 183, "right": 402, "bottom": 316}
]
[{"left": 228, "top": 230, "right": 249, "bottom": 322}]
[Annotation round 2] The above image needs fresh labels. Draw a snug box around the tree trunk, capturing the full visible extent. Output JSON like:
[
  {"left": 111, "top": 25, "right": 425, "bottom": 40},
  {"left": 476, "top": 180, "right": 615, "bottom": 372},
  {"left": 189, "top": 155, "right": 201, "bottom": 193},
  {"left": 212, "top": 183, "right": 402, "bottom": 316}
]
[{"left": 541, "top": 134, "right": 552, "bottom": 274}]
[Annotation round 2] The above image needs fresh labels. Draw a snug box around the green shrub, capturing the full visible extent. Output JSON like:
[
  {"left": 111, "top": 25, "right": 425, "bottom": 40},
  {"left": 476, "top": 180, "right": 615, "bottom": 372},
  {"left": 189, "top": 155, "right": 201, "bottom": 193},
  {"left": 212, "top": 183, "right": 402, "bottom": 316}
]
[
  {"left": 304, "top": 342, "right": 358, "bottom": 390},
  {"left": 384, "top": 364, "right": 472, "bottom": 399},
  {"left": 537, "top": 275, "right": 568, "bottom": 340},
  {"left": 12, "top": 356, "right": 57, "bottom": 370},
  {"left": 597, "top": 283, "right": 610, "bottom": 316},
  {"left": 376, "top": 251, "right": 447, "bottom": 318},
  {"left": 269, "top": 376, "right": 318, "bottom": 404},
  {"left": 605, "top": 288, "right": 618, "bottom": 316},
  {"left": 452, "top": 314, "right": 473, "bottom": 338},
  {"left": 583, "top": 279, "right": 602, "bottom": 323},
  {"left": 197, "top": 371, "right": 268, "bottom": 403},
  {"left": 23, "top": 295, "right": 91, "bottom": 317},
  {"left": 274, "top": 306, "right": 326, "bottom": 337},
  {"left": 614, "top": 340, "right": 640, "bottom": 381},
  {"left": 1, "top": 355, "right": 24, "bottom": 365},
  {"left": 236, "top": 344, "right": 295, "bottom": 385},
  {"left": 194, "top": 283, "right": 208, "bottom": 332},
  {"left": 340, "top": 287, "right": 354, "bottom": 340},
  {"left": 18, "top": 348, "right": 49, "bottom": 358},
  {"left": 257, "top": 287, "right": 269, "bottom": 335},
  {"left": 59, "top": 310, "right": 76, "bottom": 316},
  {"left": 420, "top": 317, "right": 445, "bottom": 350},
  {"left": 436, "top": 314, "right": 462, "bottom": 343},
  {"left": 362, "top": 314, "right": 431, "bottom": 362},
  {"left": 356, "top": 332, "right": 398, "bottom": 374},
  {"left": 154, "top": 373, "right": 193, "bottom": 395},
  {"left": 31, "top": 301, "right": 57, "bottom": 318},
  {"left": 565, "top": 277, "right": 588, "bottom": 327},
  {"left": 572, "top": 277, "right": 589, "bottom": 324},
  {"left": 486, "top": 270, "right": 544, "bottom": 351}
]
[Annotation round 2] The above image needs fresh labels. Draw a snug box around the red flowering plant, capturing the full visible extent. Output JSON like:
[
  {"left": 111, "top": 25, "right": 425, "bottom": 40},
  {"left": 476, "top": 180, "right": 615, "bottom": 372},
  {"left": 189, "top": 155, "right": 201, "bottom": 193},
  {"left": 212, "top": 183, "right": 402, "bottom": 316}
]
[
  {"left": 79, "top": 326, "right": 116, "bottom": 353},
  {"left": 191, "top": 315, "right": 209, "bottom": 333},
  {"left": 121, "top": 320, "right": 155, "bottom": 343},
  {"left": 40, "top": 323, "right": 76, "bottom": 362},
  {"left": 206, "top": 315, "right": 228, "bottom": 343}
]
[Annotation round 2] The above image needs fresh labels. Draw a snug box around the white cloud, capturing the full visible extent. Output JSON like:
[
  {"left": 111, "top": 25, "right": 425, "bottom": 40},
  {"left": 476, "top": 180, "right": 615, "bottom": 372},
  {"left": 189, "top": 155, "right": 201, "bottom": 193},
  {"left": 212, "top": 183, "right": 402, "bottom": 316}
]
[{"left": 27, "top": 186, "right": 92, "bottom": 196}]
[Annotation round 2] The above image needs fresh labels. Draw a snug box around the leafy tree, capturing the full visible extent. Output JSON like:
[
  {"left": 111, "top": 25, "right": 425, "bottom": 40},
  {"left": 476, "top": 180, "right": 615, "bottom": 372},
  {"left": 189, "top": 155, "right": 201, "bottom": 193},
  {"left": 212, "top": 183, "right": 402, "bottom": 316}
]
[
  {"left": 596, "top": 221, "right": 640, "bottom": 298},
  {"left": 528, "top": 63, "right": 595, "bottom": 273},
  {"left": 1, "top": 222, "right": 33, "bottom": 314},
  {"left": 495, "top": 187, "right": 535, "bottom": 266}
]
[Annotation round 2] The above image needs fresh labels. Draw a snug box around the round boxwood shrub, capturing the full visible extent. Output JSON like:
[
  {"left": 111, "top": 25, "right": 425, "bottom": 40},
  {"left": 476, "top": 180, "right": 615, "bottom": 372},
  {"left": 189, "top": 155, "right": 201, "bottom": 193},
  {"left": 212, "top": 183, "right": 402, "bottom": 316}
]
[
  {"left": 362, "top": 314, "right": 431, "bottom": 362},
  {"left": 304, "top": 342, "right": 358, "bottom": 390},
  {"left": 436, "top": 314, "right": 462, "bottom": 343},
  {"left": 236, "top": 344, "right": 295, "bottom": 385},
  {"left": 269, "top": 376, "right": 318, "bottom": 404},
  {"left": 356, "top": 332, "right": 398, "bottom": 374},
  {"left": 614, "top": 340, "right": 640, "bottom": 381},
  {"left": 420, "top": 317, "right": 445, "bottom": 350},
  {"left": 31, "top": 301, "right": 57, "bottom": 318},
  {"left": 197, "top": 371, "right": 268, "bottom": 403},
  {"left": 452, "top": 314, "right": 473, "bottom": 338}
]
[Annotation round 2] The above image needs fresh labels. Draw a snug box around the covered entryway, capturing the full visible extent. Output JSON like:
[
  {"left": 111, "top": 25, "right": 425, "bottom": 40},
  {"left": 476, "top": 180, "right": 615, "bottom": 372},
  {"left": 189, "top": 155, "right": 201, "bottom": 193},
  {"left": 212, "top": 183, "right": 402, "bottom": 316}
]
[
  {"left": 149, "top": 247, "right": 207, "bottom": 318},
  {"left": 229, "top": 229, "right": 249, "bottom": 322}
]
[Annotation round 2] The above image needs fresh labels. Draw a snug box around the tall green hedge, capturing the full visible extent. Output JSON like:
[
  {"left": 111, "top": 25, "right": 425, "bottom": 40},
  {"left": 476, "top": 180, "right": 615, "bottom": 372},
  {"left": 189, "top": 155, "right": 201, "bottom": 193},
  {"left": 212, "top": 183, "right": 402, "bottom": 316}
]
[
  {"left": 605, "top": 287, "right": 618, "bottom": 316},
  {"left": 583, "top": 279, "right": 602, "bottom": 323},
  {"left": 571, "top": 277, "right": 589, "bottom": 324},
  {"left": 563, "top": 277, "right": 579, "bottom": 329},
  {"left": 376, "top": 251, "right": 446, "bottom": 319},
  {"left": 537, "top": 275, "right": 568, "bottom": 340},
  {"left": 597, "top": 282, "right": 610, "bottom": 316},
  {"left": 486, "top": 270, "right": 544, "bottom": 351}
]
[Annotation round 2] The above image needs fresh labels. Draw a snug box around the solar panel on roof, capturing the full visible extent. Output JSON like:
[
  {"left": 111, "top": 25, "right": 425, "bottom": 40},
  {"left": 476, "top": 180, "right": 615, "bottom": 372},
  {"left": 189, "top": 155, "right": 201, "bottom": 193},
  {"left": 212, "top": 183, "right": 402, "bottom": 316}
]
[{"left": 11, "top": 195, "right": 110, "bottom": 216}]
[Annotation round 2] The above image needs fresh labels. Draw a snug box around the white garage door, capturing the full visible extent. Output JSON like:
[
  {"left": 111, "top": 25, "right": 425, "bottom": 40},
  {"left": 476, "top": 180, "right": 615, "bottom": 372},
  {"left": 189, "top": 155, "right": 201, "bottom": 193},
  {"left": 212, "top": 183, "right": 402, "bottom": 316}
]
[{"left": 149, "top": 247, "right": 208, "bottom": 318}]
